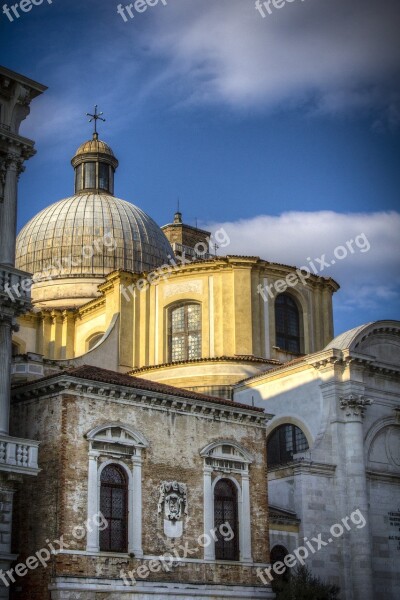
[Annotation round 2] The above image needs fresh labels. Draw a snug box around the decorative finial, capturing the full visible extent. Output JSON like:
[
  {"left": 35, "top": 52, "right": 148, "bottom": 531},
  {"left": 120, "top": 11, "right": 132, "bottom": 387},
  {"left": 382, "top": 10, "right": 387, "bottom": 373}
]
[
  {"left": 86, "top": 105, "right": 105, "bottom": 139},
  {"left": 174, "top": 196, "right": 183, "bottom": 224}
]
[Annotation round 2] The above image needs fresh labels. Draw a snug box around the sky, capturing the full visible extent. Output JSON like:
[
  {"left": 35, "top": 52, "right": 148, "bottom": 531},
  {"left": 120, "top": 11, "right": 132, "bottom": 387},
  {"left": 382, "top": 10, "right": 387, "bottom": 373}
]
[{"left": 1, "top": 0, "right": 399, "bottom": 335}]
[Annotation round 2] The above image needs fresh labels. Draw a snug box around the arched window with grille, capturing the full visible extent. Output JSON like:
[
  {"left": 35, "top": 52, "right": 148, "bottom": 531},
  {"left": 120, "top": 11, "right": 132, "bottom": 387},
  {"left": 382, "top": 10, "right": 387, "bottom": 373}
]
[
  {"left": 99, "top": 464, "right": 128, "bottom": 553},
  {"left": 267, "top": 424, "right": 309, "bottom": 468},
  {"left": 214, "top": 479, "right": 239, "bottom": 561},
  {"left": 169, "top": 303, "right": 201, "bottom": 362},
  {"left": 275, "top": 293, "right": 301, "bottom": 353}
]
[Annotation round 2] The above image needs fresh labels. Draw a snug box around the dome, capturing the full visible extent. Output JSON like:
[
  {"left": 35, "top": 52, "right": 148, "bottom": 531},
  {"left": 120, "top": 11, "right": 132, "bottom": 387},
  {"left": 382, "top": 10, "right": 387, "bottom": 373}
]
[
  {"left": 16, "top": 193, "right": 174, "bottom": 280},
  {"left": 15, "top": 131, "right": 174, "bottom": 308},
  {"left": 74, "top": 137, "right": 115, "bottom": 158}
]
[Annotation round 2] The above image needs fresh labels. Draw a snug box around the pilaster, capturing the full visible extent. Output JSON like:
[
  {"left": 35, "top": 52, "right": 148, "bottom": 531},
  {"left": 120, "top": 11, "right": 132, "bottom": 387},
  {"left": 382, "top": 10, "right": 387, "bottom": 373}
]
[
  {"left": 339, "top": 393, "right": 373, "bottom": 600},
  {"left": 203, "top": 466, "right": 214, "bottom": 560},
  {"left": 0, "top": 153, "right": 24, "bottom": 266}
]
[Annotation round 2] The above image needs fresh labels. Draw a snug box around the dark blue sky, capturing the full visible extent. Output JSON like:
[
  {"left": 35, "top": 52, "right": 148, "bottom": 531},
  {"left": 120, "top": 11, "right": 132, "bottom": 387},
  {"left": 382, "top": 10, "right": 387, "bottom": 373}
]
[{"left": 1, "top": 0, "right": 399, "bottom": 335}]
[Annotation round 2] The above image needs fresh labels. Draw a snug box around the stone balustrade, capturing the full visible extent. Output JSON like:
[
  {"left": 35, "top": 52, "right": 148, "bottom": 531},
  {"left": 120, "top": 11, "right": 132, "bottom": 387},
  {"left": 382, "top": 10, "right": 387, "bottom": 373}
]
[
  {"left": 0, "top": 434, "right": 39, "bottom": 476},
  {"left": 0, "top": 264, "right": 32, "bottom": 313}
]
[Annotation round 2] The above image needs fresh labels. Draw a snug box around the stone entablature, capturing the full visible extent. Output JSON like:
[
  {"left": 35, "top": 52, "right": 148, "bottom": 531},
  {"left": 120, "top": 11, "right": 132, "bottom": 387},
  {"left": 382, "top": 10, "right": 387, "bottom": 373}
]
[{"left": 12, "top": 371, "right": 269, "bottom": 428}]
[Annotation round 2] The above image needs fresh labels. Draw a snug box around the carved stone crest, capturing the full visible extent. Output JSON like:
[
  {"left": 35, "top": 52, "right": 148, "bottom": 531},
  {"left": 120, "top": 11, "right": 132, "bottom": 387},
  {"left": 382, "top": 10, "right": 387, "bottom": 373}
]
[{"left": 158, "top": 481, "right": 188, "bottom": 538}]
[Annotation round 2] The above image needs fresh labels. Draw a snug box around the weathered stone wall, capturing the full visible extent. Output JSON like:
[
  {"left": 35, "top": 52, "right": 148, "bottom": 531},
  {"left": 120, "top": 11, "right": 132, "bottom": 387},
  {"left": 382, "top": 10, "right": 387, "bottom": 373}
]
[{"left": 10, "top": 389, "right": 271, "bottom": 599}]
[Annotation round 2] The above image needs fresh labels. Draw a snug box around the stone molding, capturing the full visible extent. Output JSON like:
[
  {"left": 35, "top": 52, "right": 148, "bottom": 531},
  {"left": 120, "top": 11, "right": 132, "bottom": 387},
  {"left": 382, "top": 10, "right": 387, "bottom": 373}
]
[
  {"left": 366, "top": 469, "right": 400, "bottom": 483},
  {"left": 48, "top": 577, "right": 275, "bottom": 598},
  {"left": 268, "top": 459, "right": 336, "bottom": 478}
]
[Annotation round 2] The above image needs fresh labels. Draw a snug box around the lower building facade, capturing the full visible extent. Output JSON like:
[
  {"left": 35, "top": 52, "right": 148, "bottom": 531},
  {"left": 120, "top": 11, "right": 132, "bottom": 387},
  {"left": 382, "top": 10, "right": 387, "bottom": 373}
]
[
  {"left": 235, "top": 320, "right": 400, "bottom": 600},
  {"left": 9, "top": 366, "right": 275, "bottom": 599}
]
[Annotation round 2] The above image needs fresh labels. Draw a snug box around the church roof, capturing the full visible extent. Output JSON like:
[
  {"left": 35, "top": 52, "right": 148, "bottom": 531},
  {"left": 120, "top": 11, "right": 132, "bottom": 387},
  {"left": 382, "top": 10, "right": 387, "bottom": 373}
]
[
  {"left": 323, "top": 322, "right": 375, "bottom": 351},
  {"left": 16, "top": 194, "right": 173, "bottom": 279},
  {"left": 13, "top": 365, "right": 265, "bottom": 413},
  {"left": 75, "top": 137, "right": 115, "bottom": 158},
  {"left": 324, "top": 320, "right": 400, "bottom": 351}
]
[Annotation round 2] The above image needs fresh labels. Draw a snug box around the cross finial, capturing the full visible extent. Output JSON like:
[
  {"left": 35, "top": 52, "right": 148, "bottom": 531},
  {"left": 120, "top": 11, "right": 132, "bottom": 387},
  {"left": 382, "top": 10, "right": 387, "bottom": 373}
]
[{"left": 86, "top": 105, "right": 105, "bottom": 138}]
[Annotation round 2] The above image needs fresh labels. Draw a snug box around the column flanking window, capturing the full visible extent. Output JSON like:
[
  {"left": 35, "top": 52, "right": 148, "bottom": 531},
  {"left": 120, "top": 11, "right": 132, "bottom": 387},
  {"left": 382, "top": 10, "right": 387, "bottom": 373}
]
[
  {"left": 169, "top": 303, "right": 201, "bottom": 362},
  {"left": 200, "top": 442, "right": 253, "bottom": 563},
  {"left": 100, "top": 464, "right": 128, "bottom": 553},
  {"left": 275, "top": 293, "right": 301, "bottom": 353},
  {"left": 86, "top": 423, "right": 149, "bottom": 557}
]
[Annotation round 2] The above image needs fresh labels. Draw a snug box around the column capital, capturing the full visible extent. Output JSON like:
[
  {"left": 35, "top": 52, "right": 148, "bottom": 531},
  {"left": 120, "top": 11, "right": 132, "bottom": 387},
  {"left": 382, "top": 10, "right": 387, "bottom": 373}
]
[
  {"left": 339, "top": 394, "right": 372, "bottom": 419},
  {"left": 0, "top": 314, "right": 17, "bottom": 331},
  {"left": 132, "top": 452, "right": 143, "bottom": 465},
  {"left": 4, "top": 152, "right": 25, "bottom": 175}
]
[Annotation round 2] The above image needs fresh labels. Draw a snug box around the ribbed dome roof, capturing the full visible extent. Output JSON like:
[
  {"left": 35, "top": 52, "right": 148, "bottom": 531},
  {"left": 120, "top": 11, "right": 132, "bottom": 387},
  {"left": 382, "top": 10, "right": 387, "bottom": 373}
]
[
  {"left": 16, "top": 194, "right": 173, "bottom": 279},
  {"left": 75, "top": 137, "right": 115, "bottom": 157}
]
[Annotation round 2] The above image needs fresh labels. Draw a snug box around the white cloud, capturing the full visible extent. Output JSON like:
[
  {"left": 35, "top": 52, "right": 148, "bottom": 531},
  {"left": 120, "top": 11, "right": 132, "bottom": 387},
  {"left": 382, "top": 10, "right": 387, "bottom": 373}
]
[
  {"left": 141, "top": 0, "right": 400, "bottom": 119},
  {"left": 203, "top": 211, "right": 400, "bottom": 311},
  {"left": 19, "top": 0, "right": 400, "bottom": 147}
]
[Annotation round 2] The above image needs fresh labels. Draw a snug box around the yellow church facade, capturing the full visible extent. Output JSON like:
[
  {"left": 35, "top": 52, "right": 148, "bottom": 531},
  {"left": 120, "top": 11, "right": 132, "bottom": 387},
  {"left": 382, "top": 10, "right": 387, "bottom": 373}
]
[
  {"left": 14, "top": 257, "right": 338, "bottom": 397},
  {"left": 11, "top": 132, "right": 338, "bottom": 398}
]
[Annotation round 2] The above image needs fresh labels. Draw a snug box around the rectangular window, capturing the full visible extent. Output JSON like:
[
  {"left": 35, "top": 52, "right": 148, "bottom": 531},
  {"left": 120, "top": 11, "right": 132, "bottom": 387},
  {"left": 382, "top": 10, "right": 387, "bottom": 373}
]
[
  {"left": 75, "top": 164, "right": 83, "bottom": 192},
  {"left": 99, "top": 163, "right": 109, "bottom": 191},
  {"left": 169, "top": 303, "right": 201, "bottom": 362},
  {"left": 84, "top": 162, "right": 96, "bottom": 189}
]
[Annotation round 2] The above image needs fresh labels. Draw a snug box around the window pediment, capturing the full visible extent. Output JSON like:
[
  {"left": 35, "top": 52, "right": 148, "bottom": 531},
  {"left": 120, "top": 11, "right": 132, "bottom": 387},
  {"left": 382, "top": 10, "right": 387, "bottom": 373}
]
[
  {"left": 201, "top": 441, "right": 253, "bottom": 473},
  {"left": 86, "top": 423, "right": 149, "bottom": 456}
]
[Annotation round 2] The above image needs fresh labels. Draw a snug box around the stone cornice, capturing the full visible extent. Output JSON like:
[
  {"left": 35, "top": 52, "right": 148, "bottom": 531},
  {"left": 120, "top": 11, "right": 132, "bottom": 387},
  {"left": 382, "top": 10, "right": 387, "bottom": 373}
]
[
  {"left": 77, "top": 297, "right": 106, "bottom": 318},
  {"left": 96, "top": 258, "right": 339, "bottom": 292},
  {"left": 11, "top": 376, "right": 271, "bottom": 428},
  {"left": 130, "top": 355, "right": 280, "bottom": 375},
  {"left": 268, "top": 459, "right": 336, "bottom": 478},
  {"left": 0, "top": 130, "right": 36, "bottom": 158},
  {"left": 293, "top": 459, "right": 336, "bottom": 477},
  {"left": 306, "top": 349, "right": 343, "bottom": 370},
  {"left": 366, "top": 469, "right": 400, "bottom": 484}
]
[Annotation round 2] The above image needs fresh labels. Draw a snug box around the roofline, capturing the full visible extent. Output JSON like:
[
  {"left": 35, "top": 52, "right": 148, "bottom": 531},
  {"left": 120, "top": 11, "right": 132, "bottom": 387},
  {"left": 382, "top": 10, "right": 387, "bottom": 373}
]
[
  {"left": 0, "top": 65, "right": 47, "bottom": 95},
  {"left": 161, "top": 223, "right": 211, "bottom": 236},
  {"left": 325, "top": 320, "right": 400, "bottom": 351},
  {"left": 11, "top": 367, "right": 266, "bottom": 414}
]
